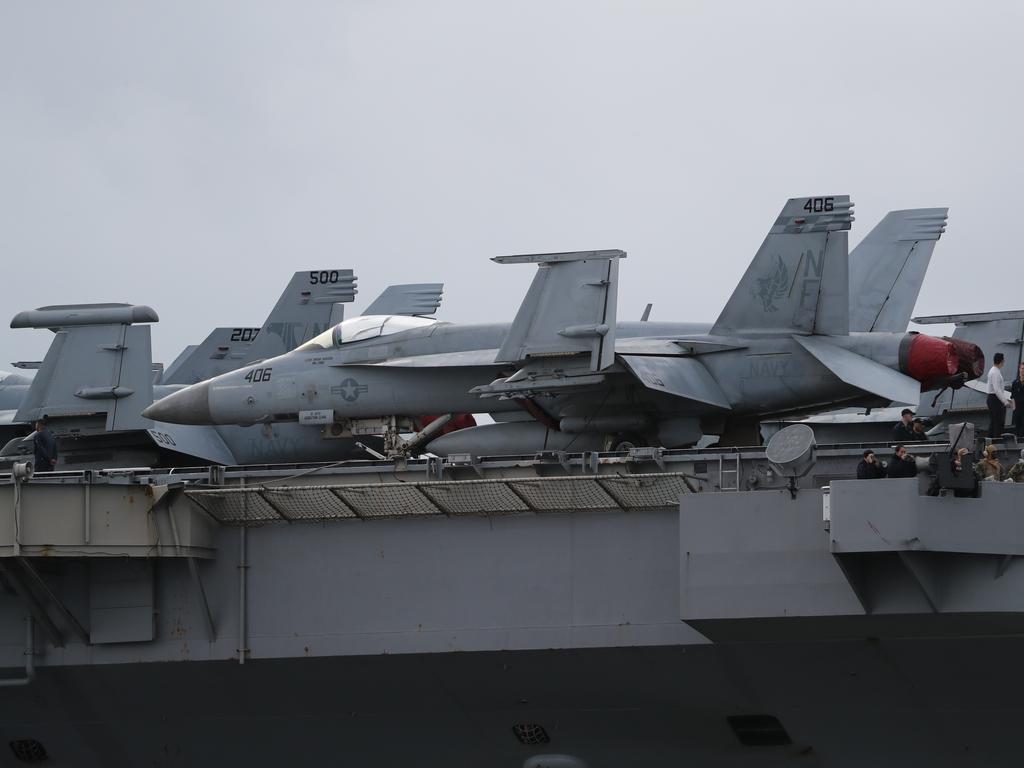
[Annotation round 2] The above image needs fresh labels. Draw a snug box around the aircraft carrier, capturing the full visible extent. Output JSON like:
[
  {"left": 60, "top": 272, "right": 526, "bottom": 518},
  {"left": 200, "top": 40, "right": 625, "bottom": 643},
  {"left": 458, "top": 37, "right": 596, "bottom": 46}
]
[{"left": 1, "top": 436, "right": 1023, "bottom": 767}]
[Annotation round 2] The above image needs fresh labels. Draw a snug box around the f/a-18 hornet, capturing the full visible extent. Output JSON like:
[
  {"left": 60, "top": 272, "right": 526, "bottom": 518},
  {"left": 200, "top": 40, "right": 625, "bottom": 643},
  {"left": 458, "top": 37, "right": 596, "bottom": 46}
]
[{"left": 144, "top": 196, "right": 984, "bottom": 455}]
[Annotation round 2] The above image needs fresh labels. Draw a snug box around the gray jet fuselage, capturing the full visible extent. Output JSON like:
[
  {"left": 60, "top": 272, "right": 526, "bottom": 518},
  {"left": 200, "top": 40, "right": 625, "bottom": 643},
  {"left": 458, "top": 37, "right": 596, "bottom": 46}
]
[
  {"left": 141, "top": 198, "right": 985, "bottom": 450},
  {"left": 144, "top": 319, "right": 957, "bottom": 444}
]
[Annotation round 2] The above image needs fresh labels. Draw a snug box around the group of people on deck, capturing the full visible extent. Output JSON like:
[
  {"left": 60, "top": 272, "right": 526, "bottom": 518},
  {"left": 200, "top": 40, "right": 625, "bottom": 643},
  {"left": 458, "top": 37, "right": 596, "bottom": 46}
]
[
  {"left": 856, "top": 446, "right": 916, "bottom": 479},
  {"left": 855, "top": 353, "right": 1024, "bottom": 483},
  {"left": 855, "top": 409, "right": 930, "bottom": 480}
]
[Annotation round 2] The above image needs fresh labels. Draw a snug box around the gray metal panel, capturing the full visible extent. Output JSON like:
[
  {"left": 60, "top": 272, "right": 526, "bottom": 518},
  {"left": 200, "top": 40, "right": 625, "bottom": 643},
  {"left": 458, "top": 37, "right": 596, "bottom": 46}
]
[
  {"left": 89, "top": 560, "right": 154, "bottom": 644},
  {"left": 679, "top": 489, "right": 863, "bottom": 621},
  {"left": 830, "top": 479, "right": 1024, "bottom": 555}
]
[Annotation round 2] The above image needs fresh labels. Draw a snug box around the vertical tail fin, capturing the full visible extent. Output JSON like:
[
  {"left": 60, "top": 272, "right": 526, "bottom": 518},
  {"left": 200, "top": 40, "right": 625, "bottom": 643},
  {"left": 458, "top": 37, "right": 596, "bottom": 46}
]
[
  {"left": 848, "top": 208, "right": 947, "bottom": 332},
  {"left": 494, "top": 250, "right": 623, "bottom": 372},
  {"left": 361, "top": 284, "right": 444, "bottom": 317},
  {"left": 162, "top": 270, "right": 358, "bottom": 383},
  {"left": 710, "top": 196, "right": 854, "bottom": 336},
  {"left": 10, "top": 304, "right": 158, "bottom": 433},
  {"left": 161, "top": 327, "right": 264, "bottom": 385},
  {"left": 244, "top": 269, "right": 357, "bottom": 361}
]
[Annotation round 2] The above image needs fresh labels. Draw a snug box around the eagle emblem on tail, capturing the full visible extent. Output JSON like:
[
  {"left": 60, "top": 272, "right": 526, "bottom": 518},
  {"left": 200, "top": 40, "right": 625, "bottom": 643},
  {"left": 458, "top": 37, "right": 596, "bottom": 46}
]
[{"left": 753, "top": 254, "right": 788, "bottom": 312}]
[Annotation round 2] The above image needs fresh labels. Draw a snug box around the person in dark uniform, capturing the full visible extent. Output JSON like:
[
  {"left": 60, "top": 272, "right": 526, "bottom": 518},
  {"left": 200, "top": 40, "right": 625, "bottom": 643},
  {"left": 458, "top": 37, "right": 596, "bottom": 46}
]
[
  {"left": 32, "top": 419, "right": 58, "bottom": 473},
  {"left": 1011, "top": 362, "right": 1024, "bottom": 439},
  {"left": 910, "top": 418, "right": 929, "bottom": 442},
  {"left": 891, "top": 409, "right": 916, "bottom": 442},
  {"left": 887, "top": 445, "right": 917, "bottom": 478},
  {"left": 856, "top": 449, "right": 886, "bottom": 479}
]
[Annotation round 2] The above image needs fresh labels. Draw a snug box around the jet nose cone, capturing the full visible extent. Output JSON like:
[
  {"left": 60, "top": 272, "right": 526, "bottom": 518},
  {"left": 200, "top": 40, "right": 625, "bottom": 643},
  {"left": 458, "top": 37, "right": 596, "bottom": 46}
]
[{"left": 143, "top": 381, "right": 213, "bottom": 425}]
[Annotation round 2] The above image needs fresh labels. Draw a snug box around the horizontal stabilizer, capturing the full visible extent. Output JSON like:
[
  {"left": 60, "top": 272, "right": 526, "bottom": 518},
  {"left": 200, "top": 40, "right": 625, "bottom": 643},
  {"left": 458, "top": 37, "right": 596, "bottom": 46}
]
[
  {"left": 849, "top": 208, "right": 947, "bottom": 332},
  {"left": 794, "top": 334, "right": 920, "bottom": 405},
  {"left": 620, "top": 355, "right": 732, "bottom": 410},
  {"left": 145, "top": 425, "right": 236, "bottom": 465},
  {"left": 362, "top": 284, "right": 444, "bottom": 316},
  {"left": 495, "top": 250, "right": 624, "bottom": 371},
  {"left": 913, "top": 310, "right": 1024, "bottom": 325},
  {"left": 963, "top": 379, "right": 992, "bottom": 395}
]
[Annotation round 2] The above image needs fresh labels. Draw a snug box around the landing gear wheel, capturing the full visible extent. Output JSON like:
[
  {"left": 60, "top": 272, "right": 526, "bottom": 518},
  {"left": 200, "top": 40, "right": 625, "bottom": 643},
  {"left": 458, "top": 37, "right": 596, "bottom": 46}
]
[{"left": 611, "top": 432, "right": 647, "bottom": 452}]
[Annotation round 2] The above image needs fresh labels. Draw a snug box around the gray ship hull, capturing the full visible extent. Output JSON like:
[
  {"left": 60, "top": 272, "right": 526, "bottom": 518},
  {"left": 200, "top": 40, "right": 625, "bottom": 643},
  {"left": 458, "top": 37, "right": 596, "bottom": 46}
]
[
  {"left": 2, "top": 637, "right": 1022, "bottom": 767},
  {"left": 1, "top": 446, "right": 1023, "bottom": 766}
]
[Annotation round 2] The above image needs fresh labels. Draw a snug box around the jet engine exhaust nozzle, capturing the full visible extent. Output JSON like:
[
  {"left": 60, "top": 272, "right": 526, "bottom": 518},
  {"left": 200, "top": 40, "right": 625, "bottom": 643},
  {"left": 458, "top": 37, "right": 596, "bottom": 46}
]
[{"left": 900, "top": 334, "right": 984, "bottom": 391}]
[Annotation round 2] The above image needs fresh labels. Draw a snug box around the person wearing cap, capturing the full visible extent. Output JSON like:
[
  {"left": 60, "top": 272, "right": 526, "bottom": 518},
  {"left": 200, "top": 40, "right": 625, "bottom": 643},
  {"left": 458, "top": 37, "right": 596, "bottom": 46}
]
[
  {"left": 909, "top": 418, "right": 929, "bottom": 442},
  {"left": 1008, "top": 449, "right": 1024, "bottom": 483},
  {"left": 986, "top": 352, "right": 1013, "bottom": 438},
  {"left": 1011, "top": 362, "right": 1024, "bottom": 439},
  {"left": 891, "top": 409, "right": 916, "bottom": 442},
  {"left": 31, "top": 418, "right": 58, "bottom": 473},
  {"left": 887, "top": 445, "right": 918, "bottom": 478},
  {"left": 856, "top": 449, "right": 886, "bottom": 479},
  {"left": 973, "top": 444, "right": 1005, "bottom": 482}
]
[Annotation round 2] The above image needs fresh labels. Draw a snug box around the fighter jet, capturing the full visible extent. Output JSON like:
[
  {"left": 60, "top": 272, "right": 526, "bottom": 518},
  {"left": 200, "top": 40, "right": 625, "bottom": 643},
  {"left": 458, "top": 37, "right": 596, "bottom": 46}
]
[
  {"left": 3, "top": 276, "right": 445, "bottom": 468},
  {"left": 144, "top": 196, "right": 984, "bottom": 456},
  {"left": 0, "top": 269, "right": 359, "bottom": 421}
]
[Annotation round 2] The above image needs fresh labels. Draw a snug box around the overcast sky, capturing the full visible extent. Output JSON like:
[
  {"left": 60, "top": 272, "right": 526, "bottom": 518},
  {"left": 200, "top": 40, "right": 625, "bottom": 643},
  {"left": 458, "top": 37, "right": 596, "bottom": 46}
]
[{"left": 2, "top": 1, "right": 1021, "bottom": 368}]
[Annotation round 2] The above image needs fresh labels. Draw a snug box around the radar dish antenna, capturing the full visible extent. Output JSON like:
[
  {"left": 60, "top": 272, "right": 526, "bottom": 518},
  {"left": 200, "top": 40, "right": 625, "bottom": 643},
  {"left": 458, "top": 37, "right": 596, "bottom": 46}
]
[{"left": 765, "top": 424, "right": 817, "bottom": 497}]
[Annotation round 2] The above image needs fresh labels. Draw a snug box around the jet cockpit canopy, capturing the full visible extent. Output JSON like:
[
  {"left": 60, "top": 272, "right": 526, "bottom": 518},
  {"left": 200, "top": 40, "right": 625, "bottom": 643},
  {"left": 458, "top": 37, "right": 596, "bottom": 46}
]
[{"left": 298, "top": 315, "right": 439, "bottom": 351}]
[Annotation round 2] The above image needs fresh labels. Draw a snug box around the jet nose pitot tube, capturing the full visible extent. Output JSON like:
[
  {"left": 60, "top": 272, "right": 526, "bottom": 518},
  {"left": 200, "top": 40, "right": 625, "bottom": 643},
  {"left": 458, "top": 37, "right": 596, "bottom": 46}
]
[{"left": 899, "top": 333, "right": 984, "bottom": 390}]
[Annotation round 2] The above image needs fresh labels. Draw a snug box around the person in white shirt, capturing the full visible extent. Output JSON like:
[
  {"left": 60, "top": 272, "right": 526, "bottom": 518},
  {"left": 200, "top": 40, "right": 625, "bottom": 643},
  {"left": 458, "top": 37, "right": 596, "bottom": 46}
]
[{"left": 986, "top": 352, "right": 1014, "bottom": 438}]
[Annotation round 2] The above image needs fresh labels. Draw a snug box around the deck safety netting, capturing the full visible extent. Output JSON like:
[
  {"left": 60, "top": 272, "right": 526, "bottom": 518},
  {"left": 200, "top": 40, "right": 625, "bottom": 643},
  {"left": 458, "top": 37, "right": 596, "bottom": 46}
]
[{"left": 185, "top": 472, "right": 693, "bottom": 526}]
